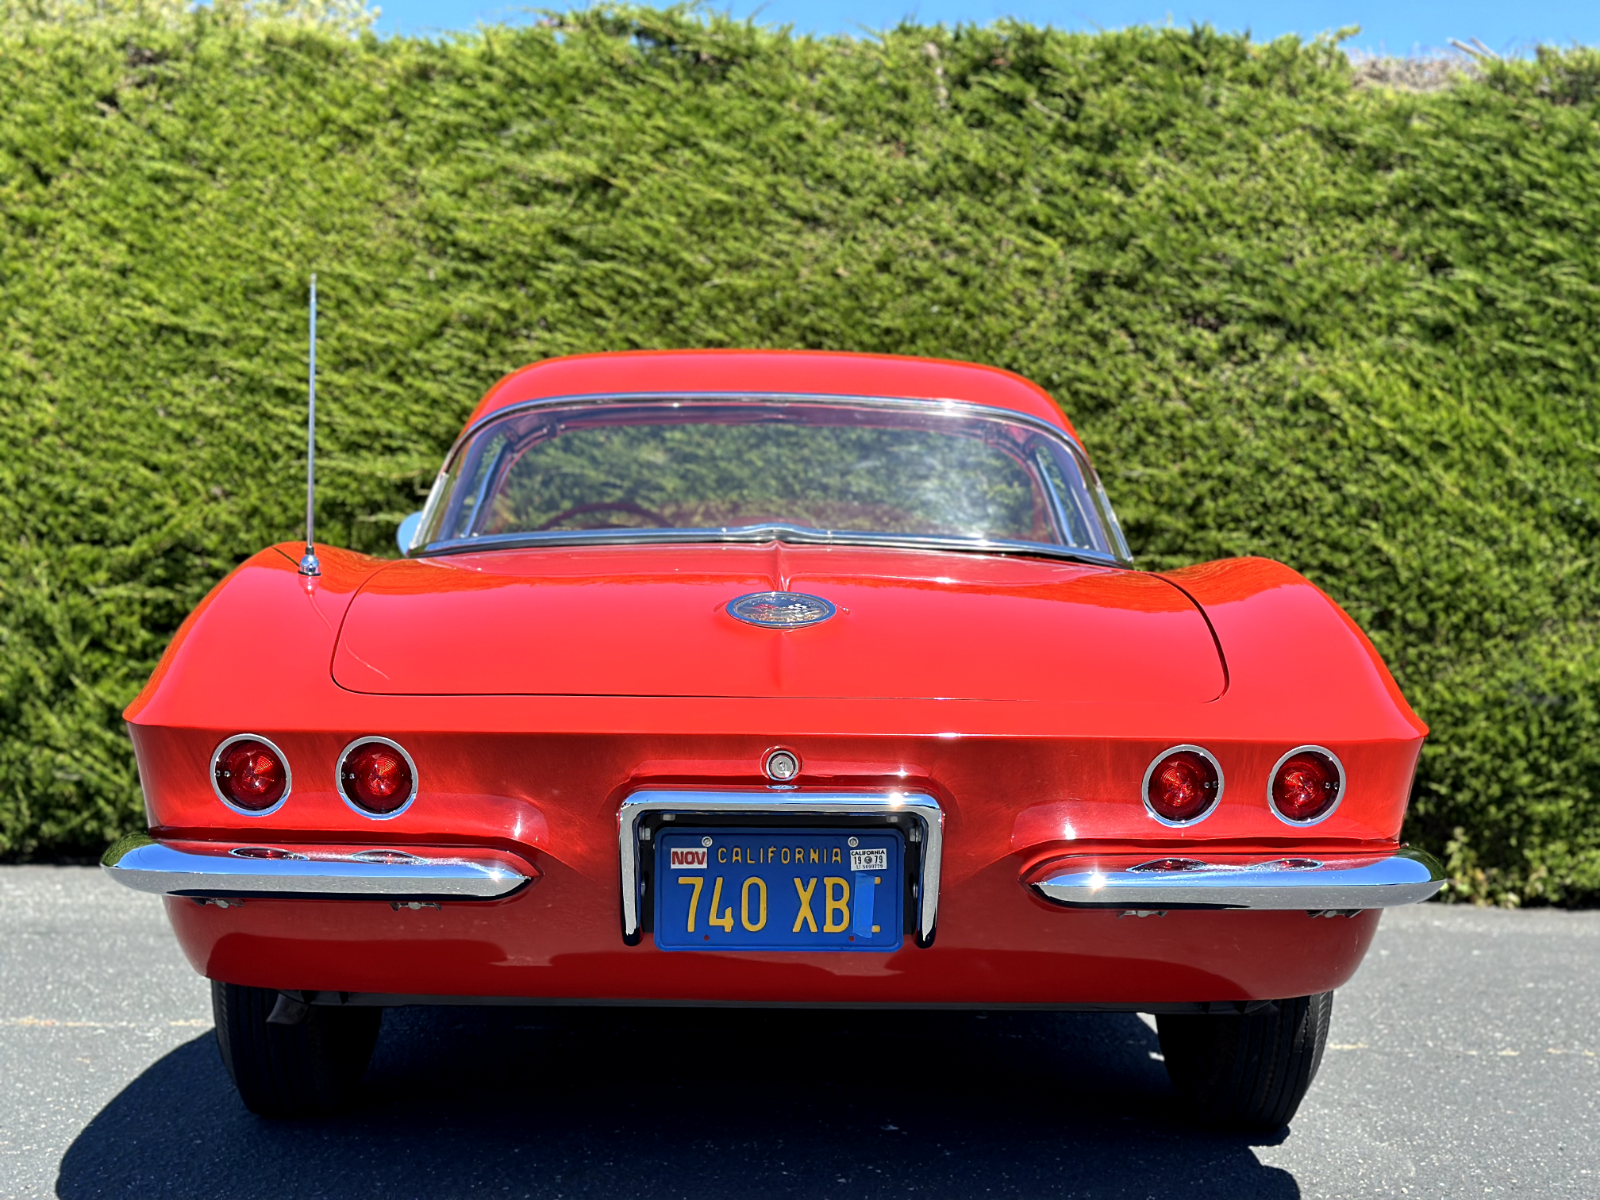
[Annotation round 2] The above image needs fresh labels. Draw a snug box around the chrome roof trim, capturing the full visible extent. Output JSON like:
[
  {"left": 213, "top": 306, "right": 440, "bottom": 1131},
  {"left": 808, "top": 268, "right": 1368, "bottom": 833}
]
[
  {"left": 618, "top": 789, "right": 944, "bottom": 947},
  {"left": 449, "top": 390, "right": 1090, "bottom": 464},
  {"left": 100, "top": 834, "right": 529, "bottom": 900},
  {"left": 1031, "top": 847, "right": 1446, "bottom": 910}
]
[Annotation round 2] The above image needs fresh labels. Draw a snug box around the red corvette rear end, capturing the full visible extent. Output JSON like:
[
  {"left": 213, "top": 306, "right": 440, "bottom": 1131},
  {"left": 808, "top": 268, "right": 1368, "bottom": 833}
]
[{"left": 104, "top": 350, "right": 1441, "bottom": 1127}]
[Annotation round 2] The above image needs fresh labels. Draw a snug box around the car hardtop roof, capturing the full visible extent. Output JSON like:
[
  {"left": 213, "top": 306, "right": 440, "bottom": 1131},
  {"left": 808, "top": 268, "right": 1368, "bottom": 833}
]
[{"left": 467, "top": 350, "right": 1079, "bottom": 440}]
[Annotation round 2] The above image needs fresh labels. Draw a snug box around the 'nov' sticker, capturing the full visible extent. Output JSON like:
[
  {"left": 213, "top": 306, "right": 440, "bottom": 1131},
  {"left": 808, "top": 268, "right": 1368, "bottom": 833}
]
[{"left": 669, "top": 848, "right": 708, "bottom": 870}]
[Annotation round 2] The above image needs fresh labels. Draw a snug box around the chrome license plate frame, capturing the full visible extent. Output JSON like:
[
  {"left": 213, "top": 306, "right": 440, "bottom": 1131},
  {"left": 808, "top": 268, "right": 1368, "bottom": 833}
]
[{"left": 618, "top": 790, "right": 944, "bottom": 949}]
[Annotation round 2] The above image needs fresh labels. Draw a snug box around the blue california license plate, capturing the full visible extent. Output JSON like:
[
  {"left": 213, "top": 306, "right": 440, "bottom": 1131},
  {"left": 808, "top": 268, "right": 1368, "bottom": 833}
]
[{"left": 654, "top": 828, "right": 904, "bottom": 952}]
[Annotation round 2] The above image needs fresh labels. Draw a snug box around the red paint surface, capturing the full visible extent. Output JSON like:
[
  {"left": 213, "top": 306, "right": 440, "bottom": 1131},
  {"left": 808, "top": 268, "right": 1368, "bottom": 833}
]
[
  {"left": 332, "top": 546, "right": 1224, "bottom": 702},
  {"left": 468, "top": 350, "right": 1077, "bottom": 438},
  {"left": 125, "top": 351, "right": 1427, "bottom": 1005}
]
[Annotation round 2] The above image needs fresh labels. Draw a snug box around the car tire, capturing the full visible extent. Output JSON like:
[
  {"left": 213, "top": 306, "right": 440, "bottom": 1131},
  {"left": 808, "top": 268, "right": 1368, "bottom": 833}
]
[
  {"left": 1156, "top": 991, "right": 1334, "bottom": 1130},
  {"left": 211, "top": 981, "right": 382, "bottom": 1117}
]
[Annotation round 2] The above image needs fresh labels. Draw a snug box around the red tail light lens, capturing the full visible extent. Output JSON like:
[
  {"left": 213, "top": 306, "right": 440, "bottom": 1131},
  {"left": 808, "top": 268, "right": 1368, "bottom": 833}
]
[
  {"left": 213, "top": 738, "right": 289, "bottom": 812},
  {"left": 1144, "top": 747, "right": 1222, "bottom": 824},
  {"left": 339, "top": 739, "right": 416, "bottom": 816},
  {"left": 1271, "top": 749, "right": 1343, "bottom": 823}
]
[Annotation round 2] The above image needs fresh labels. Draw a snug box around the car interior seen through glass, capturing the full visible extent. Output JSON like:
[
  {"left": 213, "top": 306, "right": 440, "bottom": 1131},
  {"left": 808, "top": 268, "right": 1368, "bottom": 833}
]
[{"left": 420, "top": 400, "right": 1123, "bottom": 559}]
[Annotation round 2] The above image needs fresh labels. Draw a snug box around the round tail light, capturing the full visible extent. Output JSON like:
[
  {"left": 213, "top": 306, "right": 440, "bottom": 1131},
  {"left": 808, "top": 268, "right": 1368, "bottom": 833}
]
[
  {"left": 1143, "top": 746, "right": 1223, "bottom": 825},
  {"left": 212, "top": 736, "right": 290, "bottom": 813},
  {"left": 338, "top": 738, "right": 417, "bottom": 817},
  {"left": 1270, "top": 747, "right": 1344, "bottom": 824}
]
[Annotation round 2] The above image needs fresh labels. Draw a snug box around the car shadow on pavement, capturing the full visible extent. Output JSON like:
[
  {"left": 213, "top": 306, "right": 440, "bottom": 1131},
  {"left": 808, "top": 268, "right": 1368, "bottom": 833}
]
[{"left": 57, "top": 1006, "right": 1297, "bottom": 1199}]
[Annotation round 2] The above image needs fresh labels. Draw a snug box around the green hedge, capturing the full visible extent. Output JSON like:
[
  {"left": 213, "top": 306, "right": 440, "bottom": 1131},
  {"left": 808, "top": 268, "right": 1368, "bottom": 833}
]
[{"left": 2, "top": 9, "right": 1598, "bottom": 903}]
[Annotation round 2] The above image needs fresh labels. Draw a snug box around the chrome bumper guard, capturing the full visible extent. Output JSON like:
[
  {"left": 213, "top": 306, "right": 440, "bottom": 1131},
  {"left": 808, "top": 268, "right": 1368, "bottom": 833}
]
[
  {"left": 619, "top": 789, "right": 944, "bottom": 946},
  {"left": 1030, "top": 847, "right": 1446, "bottom": 911},
  {"left": 100, "top": 833, "right": 530, "bottom": 901}
]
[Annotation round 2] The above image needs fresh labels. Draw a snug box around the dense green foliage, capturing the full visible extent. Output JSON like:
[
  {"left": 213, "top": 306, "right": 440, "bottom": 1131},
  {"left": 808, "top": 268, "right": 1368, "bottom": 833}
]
[{"left": 1, "top": 9, "right": 1598, "bottom": 902}]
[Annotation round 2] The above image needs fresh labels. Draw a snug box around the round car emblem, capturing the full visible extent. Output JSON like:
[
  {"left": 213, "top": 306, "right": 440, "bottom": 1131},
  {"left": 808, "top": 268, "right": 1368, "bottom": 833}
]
[{"left": 727, "top": 591, "right": 836, "bottom": 629}]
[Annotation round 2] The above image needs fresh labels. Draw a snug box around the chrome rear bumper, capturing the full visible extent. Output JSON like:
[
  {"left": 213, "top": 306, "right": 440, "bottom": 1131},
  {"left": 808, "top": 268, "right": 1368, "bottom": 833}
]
[
  {"left": 1030, "top": 847, "right": 1446, "bottom": 910},
  {"left": 100, "top": 834, "right": 531, "bottom": 901}
]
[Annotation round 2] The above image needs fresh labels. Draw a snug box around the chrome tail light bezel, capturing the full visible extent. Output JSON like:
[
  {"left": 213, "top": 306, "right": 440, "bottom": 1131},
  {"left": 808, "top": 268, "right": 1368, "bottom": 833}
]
[
  {"left": 1267, "top": 745, "right": 1347, "bottom": 827},
  {"left": 336, "top": 736, "right": 420, "bottom": 820},
  {"left": 209, "top": 733, "right": 293, "bottom": 817},
  {"left": 1141, "top": 743, "right": 1225, "bottom": 827}
]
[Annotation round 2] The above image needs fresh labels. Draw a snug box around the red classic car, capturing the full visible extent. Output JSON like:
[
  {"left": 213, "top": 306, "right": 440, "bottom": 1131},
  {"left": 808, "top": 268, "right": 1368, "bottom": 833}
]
[{"left": 103, "top": 350, "right": 1442, "bottom": 1128}]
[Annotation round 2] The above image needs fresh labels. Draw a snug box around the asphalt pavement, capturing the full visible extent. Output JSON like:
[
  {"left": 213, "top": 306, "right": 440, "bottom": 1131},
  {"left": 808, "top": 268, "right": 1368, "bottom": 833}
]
[{"left": 1, "top": 864, "right": 1596, "bottom": 1199}]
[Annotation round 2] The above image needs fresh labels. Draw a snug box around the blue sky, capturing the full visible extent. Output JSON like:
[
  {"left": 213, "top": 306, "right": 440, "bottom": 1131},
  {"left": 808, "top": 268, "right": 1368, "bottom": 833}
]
[{"left": 372, "top": 0, "right": 1600, "bottom": 57}]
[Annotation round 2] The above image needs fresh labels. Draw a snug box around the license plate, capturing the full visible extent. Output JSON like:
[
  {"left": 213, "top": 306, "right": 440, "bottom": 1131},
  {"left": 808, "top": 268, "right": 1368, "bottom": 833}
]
[{"left": 654, "top": 828, "right": 904, "bottom": 952}]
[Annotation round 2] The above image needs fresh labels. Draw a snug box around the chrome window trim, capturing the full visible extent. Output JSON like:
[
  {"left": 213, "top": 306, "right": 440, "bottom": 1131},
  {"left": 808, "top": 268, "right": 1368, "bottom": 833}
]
[
  {"left": 414, "top": 391, "right": 1130, "bottom": 567},
  {"left": 1030, "top": 847, "right": 1446, "bottom": 910},
  {"left": 404, "top": 470, "right": 450, "bottom": 557},
  {"left": 100, "top": 834, "right": 528, "bottom": 900},
  {"left": 617, "top": 789, "right": 943, "bottom": 947},
  {"left": 419, "top": 524, "right": 1123, "bottom": 567},
  {"left": 209, "top": 733, "right": 292, "bottom": 818},
  {"left": 335, "top": 736, "right": 420, "bottom": 821},
  {"left": 1141, "top": 744, "right": 1225, "bottom": 828},
  {"left": 448, "top": 390, "right": 1092, "bottom": 463},
  {"left": 1030, "top": 441, "right": 1084, "bottom": 548},
  {"left": 1266, "top": 745, "right": 1347, "bottom": 826},
  {"left": 1095, "top": 477, "right": 1133, "bottom": 562}
]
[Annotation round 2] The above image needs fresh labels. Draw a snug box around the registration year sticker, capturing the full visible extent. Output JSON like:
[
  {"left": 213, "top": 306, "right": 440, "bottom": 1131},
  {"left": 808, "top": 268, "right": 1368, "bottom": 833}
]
[{"left": 850, "top": 847, "right": 888, "bottom": 872}]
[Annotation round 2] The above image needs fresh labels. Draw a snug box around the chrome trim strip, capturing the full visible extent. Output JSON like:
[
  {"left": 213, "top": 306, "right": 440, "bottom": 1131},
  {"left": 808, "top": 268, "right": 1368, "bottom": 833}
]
[
  {"left": 448, "top": 390, "right": 1091, "bottom": 465},
  {"left": 209, "top": 733, "right": 292, "bottom": 818},
  {"left": 1030, "top": 847, "right": 1446, "bottom": 910},
  {"left": 100, "top": 834, "right": 528, "bottom": 900},
  {"left": 1141, "top": 744, "right": 1224, "bottom": 828},
  {"left": 335, "top": 735, "right": 420, "bottom": 821},
  {"left": 405, "top": 470, "right": 450, "bottom": 558},
  {"left": 1266, "top": 745, "right": 1347, "bottom": 827},
  {"left": 418, "top": 524, "right": 1122, "bottom": 568},
  {"left": 1032, "top": 444, "right": 1082, "bottom": 549},
  {"left": 272, "top": 992, "right": 1282, "bottom": 1012},
  {"left": 617, "top": 789, "right": 944, "bottom": 946}
]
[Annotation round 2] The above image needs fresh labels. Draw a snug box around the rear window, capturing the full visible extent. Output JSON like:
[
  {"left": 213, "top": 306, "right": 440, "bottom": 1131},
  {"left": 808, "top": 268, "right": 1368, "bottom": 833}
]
[{"left": 415, "top": 398, "right": 1129, "bottom": 563}]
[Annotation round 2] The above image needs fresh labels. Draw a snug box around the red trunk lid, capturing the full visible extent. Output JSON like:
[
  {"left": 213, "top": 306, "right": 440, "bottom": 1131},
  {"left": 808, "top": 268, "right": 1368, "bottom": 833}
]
[{"left": 331, "top": 544, "right": 1224, "bottom": 703}]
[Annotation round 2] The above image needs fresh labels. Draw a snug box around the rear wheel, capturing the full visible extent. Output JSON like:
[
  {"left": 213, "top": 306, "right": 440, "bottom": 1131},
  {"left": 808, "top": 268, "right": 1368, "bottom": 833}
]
[
  {"left": 211, "top": 981, "right": 382, "bottom": 1117},
  {"left": 1157, "top": 991, "right": 1333, "bottom": 1130}
]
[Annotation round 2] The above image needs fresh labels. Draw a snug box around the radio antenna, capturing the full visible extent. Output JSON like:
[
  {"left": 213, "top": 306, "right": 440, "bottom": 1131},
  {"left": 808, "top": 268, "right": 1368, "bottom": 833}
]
[{"left": 298, "top": 273, "right": 320, "bottom": 577}]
